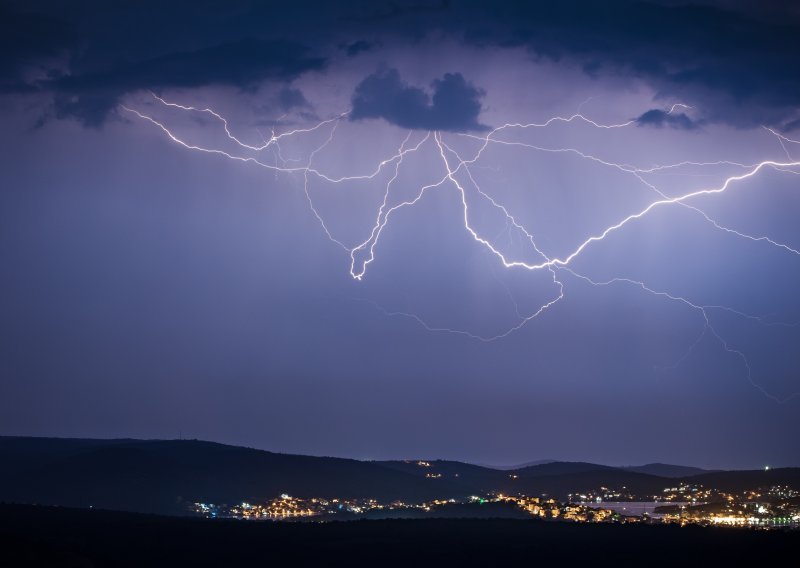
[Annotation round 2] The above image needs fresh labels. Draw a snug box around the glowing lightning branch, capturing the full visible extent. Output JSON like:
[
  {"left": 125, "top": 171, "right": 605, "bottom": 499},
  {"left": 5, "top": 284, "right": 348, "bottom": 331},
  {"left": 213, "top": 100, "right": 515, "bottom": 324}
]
[
  {"left": 510, "top": 158, "right": 800, "bottom": 271},
  {"left": 121, "top": 99, "right": 427, "bottom": 184},
  {"left": 150, "top": 92, "right": 347, "bottom": 151},
  {"left": 349, "top": 131, "right": 431, "bottom": 278},
  {"left": 764, "top": 126, "right": 799, "bottom": 161},
  {"left": 441, "top": 129, "right": 800, "bottom": 272},
  {"left": 119, "top": 95, "right": 800, "bottom": 402}
]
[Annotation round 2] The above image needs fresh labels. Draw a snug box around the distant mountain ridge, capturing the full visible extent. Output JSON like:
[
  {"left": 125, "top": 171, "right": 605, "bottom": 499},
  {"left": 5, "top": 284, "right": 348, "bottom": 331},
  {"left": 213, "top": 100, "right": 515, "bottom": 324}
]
[
  {"left": 621, "top": 463, "right": 714, "bottom": 478},
  {"left": 483, "top": 461, "right": 712, "bottom": 477},
  {"left": 0, "top": 436, "right": 796, "bottom": 516},
  {"left": 482, "top": 460, "right": 720, "bottom": 477},
  {"left": 478, "top": 459, "right": 557, "bottom": 470}
]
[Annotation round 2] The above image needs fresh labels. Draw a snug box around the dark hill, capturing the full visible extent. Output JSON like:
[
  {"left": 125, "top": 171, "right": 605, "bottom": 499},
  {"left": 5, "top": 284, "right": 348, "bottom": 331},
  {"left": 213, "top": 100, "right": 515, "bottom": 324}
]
[
  {"left": 375, "top": 459, "right": 500, "bottom": 478},
  {"left": 0, "top": 437, "right": 468, "bottom": 515},
  {"left": 374, "top": 460, "right": 638, "bottom": 498},
  {"left": 484, "top": 469, "right": 669, "bottom": 499}
]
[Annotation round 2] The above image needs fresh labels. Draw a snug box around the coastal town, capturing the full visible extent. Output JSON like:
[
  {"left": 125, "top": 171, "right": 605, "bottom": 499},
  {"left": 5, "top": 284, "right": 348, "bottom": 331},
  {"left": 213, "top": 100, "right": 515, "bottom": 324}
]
[{"left": 190, "top": 482, "right": 800, "bottom": 529}]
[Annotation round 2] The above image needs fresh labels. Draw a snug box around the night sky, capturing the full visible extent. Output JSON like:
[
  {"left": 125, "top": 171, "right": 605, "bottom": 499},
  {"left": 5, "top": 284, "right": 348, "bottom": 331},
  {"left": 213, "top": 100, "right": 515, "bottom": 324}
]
[{"left": 2, "top": 0, "right": 800, "bottom": 469}]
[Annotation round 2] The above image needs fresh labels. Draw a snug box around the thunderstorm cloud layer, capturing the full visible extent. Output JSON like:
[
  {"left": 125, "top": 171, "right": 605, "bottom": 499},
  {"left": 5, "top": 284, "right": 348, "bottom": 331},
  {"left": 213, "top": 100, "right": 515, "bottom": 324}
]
[{"left": 2, "top": 0, "right": 800, "bottom": 469}]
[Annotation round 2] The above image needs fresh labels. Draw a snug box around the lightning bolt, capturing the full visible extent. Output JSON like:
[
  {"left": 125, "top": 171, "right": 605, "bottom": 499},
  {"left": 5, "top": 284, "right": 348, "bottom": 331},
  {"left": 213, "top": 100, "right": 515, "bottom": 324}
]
[{"left": 119, "top": 94, "right": 800, "bottom": 402}]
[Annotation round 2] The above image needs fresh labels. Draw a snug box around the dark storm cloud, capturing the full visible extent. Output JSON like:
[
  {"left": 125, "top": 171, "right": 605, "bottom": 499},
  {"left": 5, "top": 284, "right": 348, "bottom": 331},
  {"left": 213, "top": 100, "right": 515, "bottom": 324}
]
[
  {"left": 277, "top": 87, "right": 311, "bottom": 111},
  {"left": 636, "top": 109, "right": 700, "bottom": 130},
  {"left": 5, "top": 1, "right": 800, "bottom": 131},
  {"left": 0, "top": 7, "right": 76, "bottom": 92},
  {"left": 350, "top": 68, "right": 487, "bottom": 132},
  {"left": 456, "top": 0, "right": 800, "bottom": 130},
  {"left": 349, "top": 0, "right": 452, "bottom": 23},
  {"left": 340, "top": 1, "right": 800, "bottom": 130},
  {"left": 340, "top": 40, "right": 378, "bottom": 57},
  {"left": 49, "top": 39, "right": 326, "bottom": 127},
  {"left": 344, "top": 0, "right": 800, "bottom": 130}
]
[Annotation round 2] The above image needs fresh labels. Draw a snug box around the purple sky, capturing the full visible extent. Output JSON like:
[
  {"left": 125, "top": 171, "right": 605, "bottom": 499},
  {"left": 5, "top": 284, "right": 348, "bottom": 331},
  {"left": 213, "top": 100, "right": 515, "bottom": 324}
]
[{"left": 1, "top": 0, "right": 800, "bottom": 468}]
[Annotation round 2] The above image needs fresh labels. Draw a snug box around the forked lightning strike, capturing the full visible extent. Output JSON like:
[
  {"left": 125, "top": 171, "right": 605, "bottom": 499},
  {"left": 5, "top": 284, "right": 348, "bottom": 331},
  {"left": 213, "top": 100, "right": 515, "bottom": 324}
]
[{"left": 120, "top": 94, "right": 800, "bottom": 402}]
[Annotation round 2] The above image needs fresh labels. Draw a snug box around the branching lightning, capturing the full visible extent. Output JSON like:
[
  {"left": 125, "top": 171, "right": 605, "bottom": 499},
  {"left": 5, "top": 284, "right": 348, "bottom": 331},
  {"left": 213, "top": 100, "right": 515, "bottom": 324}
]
[{"left": 119, "top": 93, "right": 800, "bottom": 402}]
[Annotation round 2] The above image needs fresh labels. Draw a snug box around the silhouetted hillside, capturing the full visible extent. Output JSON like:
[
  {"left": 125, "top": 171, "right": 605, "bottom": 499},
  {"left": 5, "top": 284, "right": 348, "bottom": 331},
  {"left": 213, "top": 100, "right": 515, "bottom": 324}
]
[
  {"left": 376, "top": 460, "right": 657, "bottom": 498},
  {"left": 375, "top": 459, "right": 504, "bottom": 489},
  {"left": 488, "top": 469, "right": 669, "bottom": 498},
  {"left": 0, "top": 437, "right": 468, "bottom": 515}
]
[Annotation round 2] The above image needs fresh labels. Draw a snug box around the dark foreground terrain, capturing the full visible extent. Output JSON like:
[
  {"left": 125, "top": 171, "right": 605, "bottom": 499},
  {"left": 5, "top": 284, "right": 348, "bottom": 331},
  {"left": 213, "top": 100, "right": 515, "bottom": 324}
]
[{"left": 1, "top": 504, "right": 797, "bottom": 567}]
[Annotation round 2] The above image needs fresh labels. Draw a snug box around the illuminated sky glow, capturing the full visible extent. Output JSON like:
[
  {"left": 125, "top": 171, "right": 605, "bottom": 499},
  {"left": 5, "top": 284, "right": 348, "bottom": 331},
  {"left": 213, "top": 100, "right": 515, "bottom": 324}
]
[{"left": 2, "top": 0, "right": 799, "bottom": 468}]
